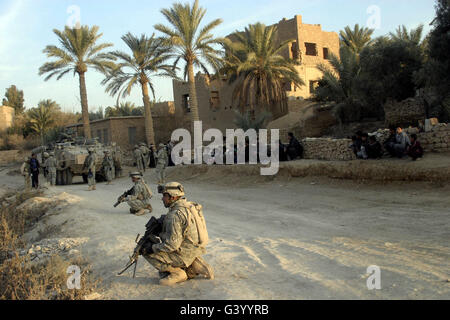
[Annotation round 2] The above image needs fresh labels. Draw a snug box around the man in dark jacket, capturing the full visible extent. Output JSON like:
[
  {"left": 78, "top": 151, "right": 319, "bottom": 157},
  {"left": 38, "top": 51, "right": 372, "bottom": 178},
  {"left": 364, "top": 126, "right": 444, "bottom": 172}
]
[
  {"left": 30, "top": 153, "right": 40, "bottom": 189},
  {"left": 286, "top": 132, "right": 303, "bottom": 161},
  {"left": 366, "top": 136, "right": 383, "bottom": 159},
  {"left": 407, "top": 134, "right": 424, "bottom": 161}
]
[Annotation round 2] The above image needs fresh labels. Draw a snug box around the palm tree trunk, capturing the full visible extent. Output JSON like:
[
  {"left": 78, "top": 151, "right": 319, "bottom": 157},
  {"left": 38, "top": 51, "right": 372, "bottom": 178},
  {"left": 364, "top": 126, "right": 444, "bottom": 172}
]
[
  {"left": 187, "top": 62, "right": 200, "bottom": 129},
  {"left": 78, "top": 72, "right": 92, "bottom": 139},
  {"left": 141, "top": 81, "right": 156, "bottom": 146}
]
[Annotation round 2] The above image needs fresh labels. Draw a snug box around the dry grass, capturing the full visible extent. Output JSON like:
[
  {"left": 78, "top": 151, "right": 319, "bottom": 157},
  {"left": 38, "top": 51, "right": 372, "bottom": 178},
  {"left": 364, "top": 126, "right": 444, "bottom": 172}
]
[{"left": 0, "top": 190, "right": 99, "bottom": 300}]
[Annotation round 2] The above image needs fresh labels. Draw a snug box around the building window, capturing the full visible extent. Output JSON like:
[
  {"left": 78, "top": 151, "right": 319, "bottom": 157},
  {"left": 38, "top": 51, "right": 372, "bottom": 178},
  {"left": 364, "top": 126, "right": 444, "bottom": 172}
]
[
  {"left": 291, "top": 41, "right": 300, "bottom": 60},
  {"left": 284, "top": 82, "right": 292, "bottom": 92},
  {"left": 309, "top": 80, "right": 319, "bottom": 94},
  {"left": 305, "top": 42, "right": 318, "bottom": 56},
  {"left": 323, "top": 47, "right": 329, "bottom": 60},
  {"left": 182, "top": 94, "right": 191, "bottom": 113},
  {"left": 128, "top": 127, "right": 137, "bottom": 145},
  {"left": 210, "top": 91, "right": 220, "bottom": 111},
  {"left": 103, "top": 128, "right": 109, "bottom": 144}
]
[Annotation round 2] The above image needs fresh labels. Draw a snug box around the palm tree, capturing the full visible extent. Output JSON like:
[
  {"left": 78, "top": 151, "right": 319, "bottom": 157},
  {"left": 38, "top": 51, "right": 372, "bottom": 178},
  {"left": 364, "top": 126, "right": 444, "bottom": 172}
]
[
  {"left": 340, "top": 24, "right": 374, "bottom": 55},
  {"left": 389, "top": 24, "right": 425, "bottom": 47},
  {"left": 233, "top": 110, "right": 271, "bottom": 131},
  {"left": 39, "top": 25, "right": 114, "bottom": 139},
  {"left": 105, "top": 102, "right": 143, "bottom": 117},
  {"left": 102, "top": 33, "right": 174, "bottom": 146},
  {"left": 154, "top": 0, "right": 224, "bottom": 127},
  {"left": 28, "top": 100, "right": 59, "bottom": 145},
  {"left": 222, "top": 23, "right": 305, "bottom": 116}
]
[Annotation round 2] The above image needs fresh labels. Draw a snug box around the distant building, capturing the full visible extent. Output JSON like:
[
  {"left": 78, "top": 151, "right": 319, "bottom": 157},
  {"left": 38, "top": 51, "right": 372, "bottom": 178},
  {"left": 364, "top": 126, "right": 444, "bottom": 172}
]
[
  {"left": 172, "top": 14, "right": 340, "bottom": 132},
  {"left": 0, "top": 105, "right": 15, "bottom": 132}
]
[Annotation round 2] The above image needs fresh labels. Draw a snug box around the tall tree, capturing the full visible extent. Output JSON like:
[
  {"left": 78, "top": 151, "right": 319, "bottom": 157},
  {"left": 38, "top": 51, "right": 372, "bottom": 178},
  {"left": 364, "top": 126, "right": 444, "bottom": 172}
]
[
  {"left": 102, "top": 33, "right": 174, "bottom": 146},
  {"left": 340, "top": 24, "right": 374, "bottom": 55},
  {"left": 222, "top": 23, "right": 304, "bottom": 116},
  {"left": 105, "top": 102, "right": 143, "bottom": 118},
  {"left": 154, "top": 0, "right": 224, "bottom": 128},
  {"left": 39, "top": 25, "right": 114, "bottom": 139},
  {"left": 2, "top": 85, "right": 25, "bottom": 114},
  {"left": 389, "top": 24, "right": 425, "bottom": 47}
]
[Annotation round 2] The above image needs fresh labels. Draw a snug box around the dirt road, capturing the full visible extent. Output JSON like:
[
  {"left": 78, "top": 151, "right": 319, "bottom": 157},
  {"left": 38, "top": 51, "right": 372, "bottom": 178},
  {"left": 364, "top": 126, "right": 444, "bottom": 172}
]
[{"left": 2, "top": 165, "right": 449, "bottom": 299}]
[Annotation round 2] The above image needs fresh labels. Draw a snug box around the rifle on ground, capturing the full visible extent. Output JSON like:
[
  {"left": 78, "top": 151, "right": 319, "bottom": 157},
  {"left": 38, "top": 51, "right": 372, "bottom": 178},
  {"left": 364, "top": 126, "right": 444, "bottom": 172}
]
[
  {"left": 113, "top": 187, "right": 135, "bottom": 207},
  {"left": 117, "top": 215, "right": 165, "bottom": 277}
]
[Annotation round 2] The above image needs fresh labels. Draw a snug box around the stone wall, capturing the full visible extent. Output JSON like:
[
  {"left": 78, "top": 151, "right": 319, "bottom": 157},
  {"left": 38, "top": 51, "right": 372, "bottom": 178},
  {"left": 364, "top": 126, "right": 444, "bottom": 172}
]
[
  {"left": 302, "top": 138, "right": 356, "bottom": 161},
  {"left": 384, "top": 98, "right": 426, "bottom": 127},
  {"left": 299, "top": 123, "right": 449, "bottom": 162}
]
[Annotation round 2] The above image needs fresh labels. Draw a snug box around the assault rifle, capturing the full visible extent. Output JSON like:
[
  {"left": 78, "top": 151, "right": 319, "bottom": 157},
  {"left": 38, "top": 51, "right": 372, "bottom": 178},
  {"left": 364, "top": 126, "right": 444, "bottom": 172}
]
[
  {"left": 117, "top": 215, "right": 165, "bottom": 277},
  {"left": 113, "top": 187, "right": 135, "bottom": 207}
]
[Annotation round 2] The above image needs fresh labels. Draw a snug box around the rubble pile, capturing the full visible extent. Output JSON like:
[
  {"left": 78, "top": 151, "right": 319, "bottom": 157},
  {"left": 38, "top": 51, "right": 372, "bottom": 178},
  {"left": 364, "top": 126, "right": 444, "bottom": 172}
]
[
  {"left": 18, "top": 238, "right": 89, "bottom": 262},
  {"left": 302, "top": 138, "right": 356, "bottom": 161},
  {"left": 384, "top": 98, "right": 426, "bottom": 127}
]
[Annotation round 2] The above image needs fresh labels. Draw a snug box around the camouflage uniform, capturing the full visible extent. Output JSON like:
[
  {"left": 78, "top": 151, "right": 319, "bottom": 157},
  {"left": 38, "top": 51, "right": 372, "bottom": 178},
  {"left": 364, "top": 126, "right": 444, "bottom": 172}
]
[
  {"left": 112, "top": 145, "right": 122, "bottom": 179},
  {"left": 155, "top": 145, "right": 168, "bottom": 184},
  {"left": 83, "top": 150, "right": 96, "bottom": 190},
  {"left": 20, "top": 158, "right": 31, "bottom": 191},
  {"left": 44, "top": 154, "right": 57, "bottom": 186},
  {"left": 140, "top": 144, "right": 150, "bottom": 168},
  {"left": 143, "top": 198, "right": 206, "bottom": 273},
  {"left": 126, "top": 179, "right": 153, "bottom": 213},
  {"left": 133, "top": 146, "right": 145, "bottom": 173},
  {"left": 102, "top": 152, "right": 115, "bottom": 184}
]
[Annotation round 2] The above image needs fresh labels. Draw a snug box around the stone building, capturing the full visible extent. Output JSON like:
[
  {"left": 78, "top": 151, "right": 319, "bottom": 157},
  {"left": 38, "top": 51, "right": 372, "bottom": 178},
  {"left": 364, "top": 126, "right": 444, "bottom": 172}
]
[
  {"left": 65, "top": 102, "right": 183, "bottom": 150},
  {"left": 0, "top": 105, "right": 15, "bottom": 132},
  {"left": 172, "top": 14, "right": 340, "bottom": 132}
]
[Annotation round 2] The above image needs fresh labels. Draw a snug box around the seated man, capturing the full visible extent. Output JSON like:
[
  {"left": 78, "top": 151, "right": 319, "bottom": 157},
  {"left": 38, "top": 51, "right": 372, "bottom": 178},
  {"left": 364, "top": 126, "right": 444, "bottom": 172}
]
[
  {"left": 124, "top": 172, "right": 153, "bottom": 216},
  {"left": 366, "top": 136, "right": 383, "bottom": 159},
  {"left": 393, "top": 127, "right": 411, "bottom": 158},
  {"left": 356, "top": 133, "right": 369, "bottom": 159},
  {"left": 142, "top": 182, "right": 214, "bottom": 286},
  {"left": 286, "top": 132, "right": 303, "bottom": 160},
  {"left": 383, "top": 127, "right": 397, "bottom": 157},
  {"left": 350, "top": 131, "right": 363, "bottom": 156},
  {"left": 407, "top": 134, "right": 424, "bottom": 161}
]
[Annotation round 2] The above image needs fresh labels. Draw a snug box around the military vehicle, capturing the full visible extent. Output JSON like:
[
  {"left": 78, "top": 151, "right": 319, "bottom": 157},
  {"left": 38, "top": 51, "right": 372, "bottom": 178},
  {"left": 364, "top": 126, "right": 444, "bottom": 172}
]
[{"left": 33, "top": 139, "right": 118, "bottom": 185}]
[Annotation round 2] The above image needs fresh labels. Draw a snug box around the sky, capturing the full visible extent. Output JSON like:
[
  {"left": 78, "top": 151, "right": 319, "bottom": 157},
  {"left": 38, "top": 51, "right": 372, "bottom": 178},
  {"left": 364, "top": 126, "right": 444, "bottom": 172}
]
[{"left": 0, "top": 0, "right": 437, "bottom": 113}]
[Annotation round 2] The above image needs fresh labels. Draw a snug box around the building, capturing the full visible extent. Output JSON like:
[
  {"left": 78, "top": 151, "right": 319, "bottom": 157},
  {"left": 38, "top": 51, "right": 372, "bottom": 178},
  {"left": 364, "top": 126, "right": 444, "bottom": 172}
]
[
  {"left": 172, "top": 14, "right": 340, "bottom": 132},
  {"left": 0, "top": 105, "right": 15, "bottom": 132},
  {"left": 65, "top": 102, "right": 184, "bottom": 150}
]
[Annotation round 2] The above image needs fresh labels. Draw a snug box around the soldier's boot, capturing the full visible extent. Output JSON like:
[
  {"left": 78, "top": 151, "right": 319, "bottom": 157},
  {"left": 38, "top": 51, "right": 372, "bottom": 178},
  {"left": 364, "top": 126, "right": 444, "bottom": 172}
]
[
  {"left": 159, "top": 267, "right": 188, "bottom": 286},
  {"left": 129, "top": 208, "right": 137, "bottom": 214},
  {"left": 93, "top": 185, "right": 97, "bottom": 190},
  {"left": 88, "top": 186, "right": 93, "bottom": 191},
  {"left": 185, "top": 257, "right": 214, "bottom": 280},
  {"left": 145, "top": 204, "right": 153, "bottom": 213},
  {"left": 135, "top": 208, "right": 146, "bottom": 216}
]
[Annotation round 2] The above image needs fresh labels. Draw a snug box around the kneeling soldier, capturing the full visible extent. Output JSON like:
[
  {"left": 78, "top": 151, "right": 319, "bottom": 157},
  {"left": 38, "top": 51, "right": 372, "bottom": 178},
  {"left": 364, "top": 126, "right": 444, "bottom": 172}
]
[
  {"left": 121, "top": 172, "right": 153, "bottom": 216},
  {"left": 142, "top": 182, "right": 214, "bottom": 286}
]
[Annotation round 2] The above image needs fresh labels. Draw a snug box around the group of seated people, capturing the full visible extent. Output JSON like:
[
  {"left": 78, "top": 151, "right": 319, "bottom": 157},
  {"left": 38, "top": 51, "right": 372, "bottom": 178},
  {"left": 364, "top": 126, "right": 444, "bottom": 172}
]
[{"left": 350, "top": 126, "right": 424, "bottom": 161}]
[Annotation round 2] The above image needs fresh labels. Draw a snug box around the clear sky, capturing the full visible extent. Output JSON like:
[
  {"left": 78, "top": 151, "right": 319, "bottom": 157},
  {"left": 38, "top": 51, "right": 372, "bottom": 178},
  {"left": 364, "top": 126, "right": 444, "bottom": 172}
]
[{"left": 0, "top": 0, "right": 436, "bottom": 113}]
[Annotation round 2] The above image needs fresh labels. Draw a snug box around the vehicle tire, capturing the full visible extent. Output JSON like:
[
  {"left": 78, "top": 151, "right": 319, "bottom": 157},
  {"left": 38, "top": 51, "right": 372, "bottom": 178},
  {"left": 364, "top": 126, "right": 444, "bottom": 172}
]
[
  {"left": 56, "top": 171, "right": 62, "bottom": 186},
  {"left": 61, "top": 169, "right": 67, "bottom": 185},
  {"left": 66, "top": 169, "right": 73, "bottom": 185}
]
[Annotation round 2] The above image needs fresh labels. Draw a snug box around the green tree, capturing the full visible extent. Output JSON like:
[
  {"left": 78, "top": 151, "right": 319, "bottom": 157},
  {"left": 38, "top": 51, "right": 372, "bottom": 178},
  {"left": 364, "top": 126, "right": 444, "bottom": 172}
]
[
  {"left": 389, "top": 24, "right": 425, "bottom": 47},
  {"left": 2, "top": 85, "right": 25, "bottom": 114},
  {"left": 339, "top": 24, "right": 374, "bottom": 55},
  {"left": 154, "top": 0, "right": 224, "bottom": 128},
  {"left": 105, "top": 102, "right": 143, "bottom": 117},
  {"left": 39, "top": 25, "right": 114, "bottom": 139},
  {"left": 222, "top": 23, "right": 304, "bottom": 117},
  {"left": 233, "top": 110, "right": 271, "bottom": 131},
  {"left": 102, "top": 33, "right": 173, "bottom": 146},
  {"left": 28, "top": 100, "right": 59, "bottom": 145}
]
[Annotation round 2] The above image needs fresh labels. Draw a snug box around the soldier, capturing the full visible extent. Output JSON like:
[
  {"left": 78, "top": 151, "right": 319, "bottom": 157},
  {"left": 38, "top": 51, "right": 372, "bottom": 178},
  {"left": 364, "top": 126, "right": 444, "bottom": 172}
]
[
  {"left": 133, "top": 145, "right": 145, "bottom": 174},
  {"left": 149, "top": 144, "right": 156, "bottom": 168},
  {"left": 20, "top": 156, "right": 31, "bottom": 191},
  {"left": 142, "top": 182, "right": 214, "bottom": 286},
  {"left": 112, "top": 143, "right": 123, "bottom": 178},
  {"left": 123, "top": 172, "right": 153, "bottom": 216},
  {"left": 44, "top": 152, "right": 58, "bottom": 186},
  {"left": 83, "top": 147, "right": 97, "bottom": 191},
  {"left": 42, "top": 152, "right": 49, "bottom": 183},
  {"left": 102, "top": 150, "right": 115, "bottom": 185},
  {"left": 155, "top": 143, "right": 168, "bottom": 184},
  {"left": 30, "top": 153, "right": 40, "bottom": 189},
  {"left": 140, "top": 143, "right": 150, "bottom": 168}
]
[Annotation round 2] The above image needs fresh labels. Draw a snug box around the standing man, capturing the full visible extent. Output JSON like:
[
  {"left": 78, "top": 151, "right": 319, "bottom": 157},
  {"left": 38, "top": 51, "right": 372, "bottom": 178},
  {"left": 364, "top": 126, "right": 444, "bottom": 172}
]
[
  {"left": 140, "top": 143, "right": 151, "bottom": 168},
  {"left": 133, "top": 145, "right": 145, "bottom": 174},
  {"left": 30, "top": 153, "right": 40, "bottom": 189},
  {"left": 83, "top": 147, "right": 97, "bottom": 191},
  {"left": 155, "top": 143, "right": 168, "bottom": 184},
  {"left": 112, "top": 143, "right": 123, "bottom": 178},
  {"left": 42, "top": 152, "right": 49, "bottom": 185},
  {"left": 149, "top": 144, "right": 156, "bottom": 168},
  {"left": 141, "top": 182, "right": 214, "bottom": 286},
  {"left": 102, "top": 150, "right": 115, "bottom": 185},
  {"left": 44, "top": 152, "right": 58, "bottom": 186},
  {"left": 20, "top": 156, "right": 31, "bottom": 191}
]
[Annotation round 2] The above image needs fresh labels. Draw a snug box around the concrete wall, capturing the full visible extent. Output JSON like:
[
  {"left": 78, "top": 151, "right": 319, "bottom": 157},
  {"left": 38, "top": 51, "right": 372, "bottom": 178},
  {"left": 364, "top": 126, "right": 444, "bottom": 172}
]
[{"left": 0, "top": 106, "right": 15, "bottom": 132}]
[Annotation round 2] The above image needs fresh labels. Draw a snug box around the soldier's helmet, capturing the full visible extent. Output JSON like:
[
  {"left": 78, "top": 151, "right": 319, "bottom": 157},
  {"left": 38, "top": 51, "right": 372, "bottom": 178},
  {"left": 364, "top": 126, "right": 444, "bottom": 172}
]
[
  {"left": 159, "top": 143, "right": 165, "bottom": 148},
  {"left": 111, "top": 142, "right": 116, "bottom": 147},
  {"left": 158, "top": 182, "right": 185, "bottom": 197},
  {"left": 24, "top": 156, "right": 29, "bottom": 161},
  {"left": 134, "top": 145, "right": 139, "bottom": 149},
  {"left": 129, "top": 171, "right": 142, "bottom": 179},
  {"left": 87, "top": 147, "right": 94, "bottom": 153},
  {"left": 43, "top": 152, "right": 49, "bottom": 158}
]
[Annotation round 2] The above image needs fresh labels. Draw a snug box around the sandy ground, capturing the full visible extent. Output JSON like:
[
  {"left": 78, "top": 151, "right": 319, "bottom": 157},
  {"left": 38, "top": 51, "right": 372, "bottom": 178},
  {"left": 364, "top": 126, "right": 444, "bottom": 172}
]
[{"left": 1, "top": 163, "right": 449, "bottom": 300}]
